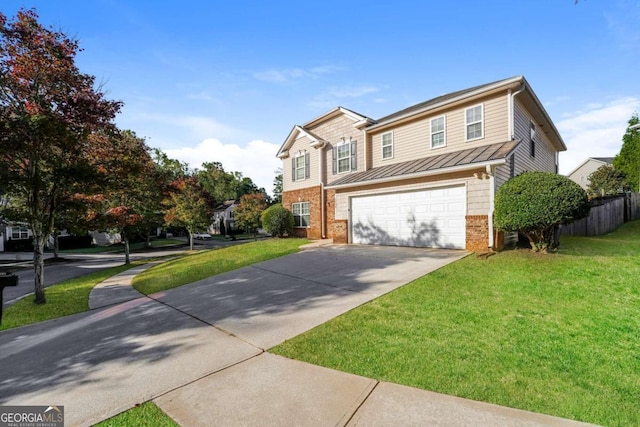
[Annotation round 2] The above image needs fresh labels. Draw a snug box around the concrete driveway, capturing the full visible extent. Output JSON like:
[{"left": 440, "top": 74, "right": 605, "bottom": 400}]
[
  {"left": 152, "top": 245, "right": 467, "bottom": 349},
  {"left": 0, "top": 245, "right": 466, "bottom": 426}
]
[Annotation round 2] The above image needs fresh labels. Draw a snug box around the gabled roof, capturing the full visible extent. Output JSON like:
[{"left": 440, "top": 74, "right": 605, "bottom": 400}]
[
  {"left": 566, "top": 157, "right": 615, "bottom": 178},
  {"left": 327, "top": 140, "right": 520, "bottom": 189},
  {"left": 276, "top": 107, "right": 374, "bottom": 159}
]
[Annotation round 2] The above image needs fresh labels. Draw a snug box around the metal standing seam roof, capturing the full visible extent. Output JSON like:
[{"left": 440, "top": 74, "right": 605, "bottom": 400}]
[{"left": 327, "top": 140, "right": 521, "bottom": 187}]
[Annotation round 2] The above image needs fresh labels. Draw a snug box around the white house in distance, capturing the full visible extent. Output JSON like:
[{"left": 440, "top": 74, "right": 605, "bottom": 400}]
[{"left": 567, "top": 157, "right": 614, "bottom": 190}]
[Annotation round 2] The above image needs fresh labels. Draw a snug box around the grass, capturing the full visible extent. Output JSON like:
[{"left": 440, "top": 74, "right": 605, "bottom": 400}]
[
  {"left": 0, "top": 263, "right": 139, "bottom": 331},
  {"left": 133, "top": 238, "right": 308, "bottom": 295},
  {"left": 272, "top": 221, "right": 640, "bottom": 427},
  {"left": 94, "top": 402, "right": 178, "bottom": 427}
]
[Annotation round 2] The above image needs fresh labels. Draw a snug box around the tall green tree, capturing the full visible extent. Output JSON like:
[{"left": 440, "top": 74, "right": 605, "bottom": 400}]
[
  {"left": 613, "top": 114, "right": 640, "bottom": 192},
  {"left": 234, "top": 193, "right": 267, "bottom": 239},
  {"left": 0, "top": 9, "right": 122, "bottom": 303},
  {"left": 273, "top": 168, "right": 283, "bottom": 204},
  {"left": 586, "top": 164, "right": 626, "bottom": 198},
  {"left": 164, "top": 176, "right": 213, "bottom": 250}
]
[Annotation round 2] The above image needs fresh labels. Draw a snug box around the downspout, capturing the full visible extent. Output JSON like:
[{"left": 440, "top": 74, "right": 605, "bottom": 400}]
[
  {"left": 487, "top": 164, "right": 495, "bottom": 249},
  {"left": 319, "top": 143, "right": 326, "bottom": 239},
  {"left": 509, "top": 83, "right": 526, "bottom": 140},
  {"left": 489, "top": 82, "right": 526, "bottom": 250}
]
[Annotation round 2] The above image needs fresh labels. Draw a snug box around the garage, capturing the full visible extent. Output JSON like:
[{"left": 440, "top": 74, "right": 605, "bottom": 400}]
[{"left": 350, "top": 185, "right": 466, "bottom": 249}]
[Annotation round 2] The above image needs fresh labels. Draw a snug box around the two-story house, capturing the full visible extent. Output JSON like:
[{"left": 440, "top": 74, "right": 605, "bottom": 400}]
[{"left": 277, "top": 76, "right": 566, "bottom": 251}]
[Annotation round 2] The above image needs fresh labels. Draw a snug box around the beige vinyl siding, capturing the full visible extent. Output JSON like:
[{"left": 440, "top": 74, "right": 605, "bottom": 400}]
[
  {"left": 282, "top": 135, "right": 320, "bottom": 192},
  {"left": 369, "top": 94, "right": 509, "bottom": 168},
  {"left": 512, "top": 100, "right": 557, "bottom": 175},
  {"left": 494, "top": 158, "right": 513, "bottom": 188},
  {"left": 333, "top": 169, "right": 489, "bottom": 220},
  {"left": 309, "top": 115, "right": 364, "bottom": 185}
]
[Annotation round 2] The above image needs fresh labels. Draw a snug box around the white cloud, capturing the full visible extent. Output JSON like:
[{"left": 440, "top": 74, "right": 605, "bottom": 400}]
[
  {"left": 557, "top": 97, "right": 640, "bottom": 174},
  {"left": 164, "top": 138, "right": 282, "bottom": 195},
  {"left": 308, "top": 85, "right": 383, "bottom": 109},
  {"left": 253, "top": 65, "right": 343, "bottom": 84}
]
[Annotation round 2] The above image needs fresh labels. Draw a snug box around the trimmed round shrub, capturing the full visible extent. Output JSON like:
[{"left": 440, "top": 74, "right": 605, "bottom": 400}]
[
  {"left": 494, "top": 171, "right": 590, "bottom": 252},
  {"left": 261, "top": 204, "right": 294, "bottom": 237}
]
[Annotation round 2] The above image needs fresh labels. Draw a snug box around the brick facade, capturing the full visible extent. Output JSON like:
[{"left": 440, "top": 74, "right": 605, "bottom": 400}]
[
  {"left": 332, "top": 220, "right": 348, "bottom": 244},
  {"left": 465, "top": 215, "right": 489, "bottom": 251},
  {"left": 282, "top": 186, "right": 323, "bottom": 239}
]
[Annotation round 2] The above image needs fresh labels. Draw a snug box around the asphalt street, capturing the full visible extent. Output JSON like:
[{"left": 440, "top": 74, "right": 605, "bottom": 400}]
[{"left": 1, "top": 247, "right": 190, "bottom": 307}]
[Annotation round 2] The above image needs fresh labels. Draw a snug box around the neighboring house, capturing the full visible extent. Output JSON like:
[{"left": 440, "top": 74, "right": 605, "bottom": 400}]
[
  {"left": 277, "top": 76, "right": 566, "bottom": 251},
  {"left": 211, "top": 200, "right": 238, "bottom": 235},
  {"left": 0, "top": 221, "right": 33, "bottom": 252},
  {"left": 567, "top": 157, "right": 614, "bottom": 190}
]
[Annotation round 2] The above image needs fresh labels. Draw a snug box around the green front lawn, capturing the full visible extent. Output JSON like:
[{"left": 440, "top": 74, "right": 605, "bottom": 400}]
[
  {"left": 133, "top": 238, "right": 308, "bottom": 295},
  {"left": 272, "top": 221, "right": 640, "bottom": 427},
  {"left": 95, "top": 402, "right": 178, "bottom": 427},
  {"left": 0, "top": 264, "right": 139, "bottom": 331}
]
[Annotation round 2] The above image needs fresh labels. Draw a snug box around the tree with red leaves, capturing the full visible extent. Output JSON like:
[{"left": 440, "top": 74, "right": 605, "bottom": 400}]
[{"left": 0, "top": 9, "right": 122, "bottom": 303}]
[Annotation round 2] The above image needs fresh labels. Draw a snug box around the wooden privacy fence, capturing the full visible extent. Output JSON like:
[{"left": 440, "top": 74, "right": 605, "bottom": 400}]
[{"left": 561, "top": 193, "right": 640, "bottom": 237}]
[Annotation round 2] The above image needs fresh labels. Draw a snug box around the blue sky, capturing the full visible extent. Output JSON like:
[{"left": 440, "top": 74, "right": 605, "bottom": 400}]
[{"left": 3, "top": 0, "right": 640, "bottom": 193}]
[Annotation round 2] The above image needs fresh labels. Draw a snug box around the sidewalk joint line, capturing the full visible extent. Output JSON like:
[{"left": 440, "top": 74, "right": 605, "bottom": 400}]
[
  {"left": 151, "top": 351, "right": 265, "bottom": 401},
  {"left": 343, "top": 380, "right": 380, "bottom": 426}
]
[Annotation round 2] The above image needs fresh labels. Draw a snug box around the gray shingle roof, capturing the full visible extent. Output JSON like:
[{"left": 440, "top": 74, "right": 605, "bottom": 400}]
[
  {"left": 592, "top": 157, "right": 614, "bottom": 164},
  {"left": 327, "top": 140, "right": 520, "bottom": 188},
  {"left": 374, "top": 76, "right": 521, "bottom": 125}
]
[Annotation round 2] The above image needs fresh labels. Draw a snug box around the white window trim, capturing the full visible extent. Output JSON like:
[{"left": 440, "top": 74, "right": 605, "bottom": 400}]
[
  {"left": 430, "top": 115, "right": 446, "bottom": 149},
  {"left": 465, "top": 103, "right": 484, "bottom": 142},
  {"left": 294, "top": 153, "right": 306, "bottom": 181},
  {"left": 381, "top": 131, "right": 393, "bottom": 159},
  {"left": 292, "top": 201, "right": 310, "bottom": 228},
  {"left": 337, "top": 141, "right": 351, "bottom": 174}
]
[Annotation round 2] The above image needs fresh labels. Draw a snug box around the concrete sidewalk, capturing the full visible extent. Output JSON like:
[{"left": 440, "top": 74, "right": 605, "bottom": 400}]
[
  {"left": 0, "top": 245, "right": 599, "bottom": 426},
  {"left": 156, "top": 352, "right": 595, "bottom": 427}
]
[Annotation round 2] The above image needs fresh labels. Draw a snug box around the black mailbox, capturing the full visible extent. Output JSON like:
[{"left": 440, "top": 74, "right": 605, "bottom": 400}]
[{"left": 0, "top": 274, "right": 18, "bottom": 287}]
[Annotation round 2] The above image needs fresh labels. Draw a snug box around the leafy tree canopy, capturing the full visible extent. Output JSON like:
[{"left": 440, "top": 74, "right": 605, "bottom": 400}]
[
  {"left": 0, "top": 8, "right": 122, "bottom": 303},
  {"left": 586, "top": 164, "right": 626, "bottom": 198},
  {"left": 613, "top": 114, "right": 640, "bottom": 192},
  {"left": 234, "top": 193, "right": 267, "bottom": 238},
  {"left": 494, "top": 171, "right": 590, "bottom": 252}
]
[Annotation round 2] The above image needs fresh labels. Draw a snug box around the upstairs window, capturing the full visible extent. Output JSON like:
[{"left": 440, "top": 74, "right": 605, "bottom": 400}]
[
  {"left": 430, "top": 116, "right": 446, "bottom": 148},
  {"left": 465, "top": 104, "right": 484, "bottom": 141},
  {"left": 382, "top": 132, "right": 393, "bottom": 159},
  {"left": 332, "top": 138, "right": 357, "bottom": 174},
  {"left": 292, "top": 152, "right": 310, "bottom": 181}
]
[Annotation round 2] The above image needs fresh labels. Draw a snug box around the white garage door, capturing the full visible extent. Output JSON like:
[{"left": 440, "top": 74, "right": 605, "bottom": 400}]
[{"left": 351, "top": 185, "right": 466, "bottom": 249}]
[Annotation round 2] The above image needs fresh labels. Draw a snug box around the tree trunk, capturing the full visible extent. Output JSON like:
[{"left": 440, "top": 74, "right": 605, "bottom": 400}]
[
  {"left": 146, "top": 232, "right": 151, "bottom": 248},
  {"left": 53, "top": 233, "right": 59, "bottom": 258},
  {"left": 124, "top": 237, "right": 131, "bottom": 264},
  {"left": 189, "top": 233, "right": 194, "bottom": 250},
  {"left": 32, "top": 235, "right": 47, "bottom": 304}
]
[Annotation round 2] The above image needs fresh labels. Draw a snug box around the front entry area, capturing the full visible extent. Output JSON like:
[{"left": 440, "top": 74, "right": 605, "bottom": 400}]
[{"left": 350, "top": 185, "right": 466, "bottom": 249}]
